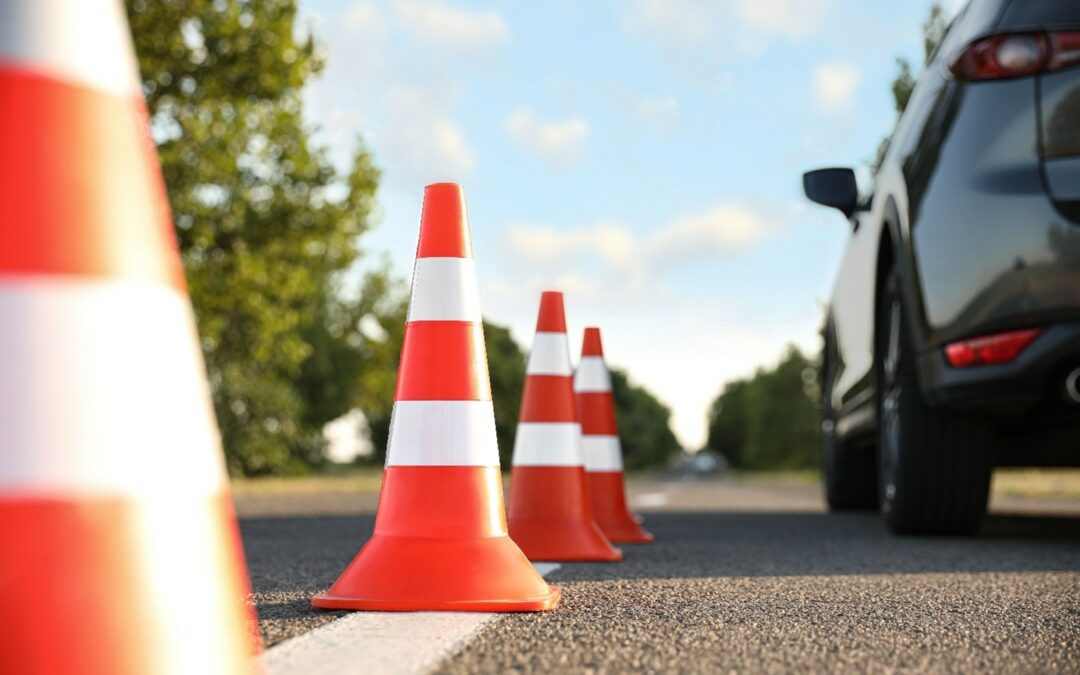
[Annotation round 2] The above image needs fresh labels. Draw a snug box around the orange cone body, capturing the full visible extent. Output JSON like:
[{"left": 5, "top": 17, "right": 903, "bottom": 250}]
[
  {"left": 0, "top": 2, "right": 258, "bottom": 673},
  {"left": 507, "top": 293, "right": 622, "bottom": 562},
  {"left": 313, "top": 184, "right": 558, "bottom": 612},
  {"left": 575, "top": 328, "right": 655, "bottom": 543}
]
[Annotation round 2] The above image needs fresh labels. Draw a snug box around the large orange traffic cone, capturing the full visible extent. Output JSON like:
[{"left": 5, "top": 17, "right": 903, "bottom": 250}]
[
  {"left": 507, "top": 293, "right": 622, "bottom": 562},
  {"left": 313, "top": 184, "right": 559, "bottom": 611},
  {"left": 0, "top": 2, "right": 259, "bottom": 673},
  {"left": 575, "top": 328, "right": 655, "bottom": 543}
]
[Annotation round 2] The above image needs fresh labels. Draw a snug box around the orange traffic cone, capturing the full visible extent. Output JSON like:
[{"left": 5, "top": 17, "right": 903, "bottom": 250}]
[
  {"left": 0, "top": 2, "right": 259, "bottom": 673},
  {"left": 313, "top": 184, "right": 559, "bottom": 612},
  {"left": 575, "top": 328, "right": 655, "bottom": 543},
  {"left": 507, "top": 293, "right": 622, "bottom": 562}
]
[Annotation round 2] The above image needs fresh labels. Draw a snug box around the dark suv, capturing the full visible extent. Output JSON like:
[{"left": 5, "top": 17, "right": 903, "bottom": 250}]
[{"left": 803, "top": 0, "right": 1080, "bottom": 535}]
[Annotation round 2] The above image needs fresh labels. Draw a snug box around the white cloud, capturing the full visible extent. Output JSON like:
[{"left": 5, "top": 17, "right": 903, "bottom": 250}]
[
  {"left": 344, "top": 2, "right": 385, "bottom": 34},
  {"left": 506, "top": 204, "right": 769, "bottom": 280},
  {"left": 381, "top": 85, "right": 475, "bottom": 184},
  {"left": 302, "top": 2, "right": 493, "bottom": 186},
  {"left": 395, "top": 0, "right": 509, "bottom": 53},
  {"left": 508, "top": 222, "right": 634, "bottom": 267},
  {"left": 622, "top": 0, "right": 715, "bottom": 45},
  {"left": 734, "top": 0, "right": 834, "bottom": 39},
  {"left": 632, "top": 95, "right": 681, "bottom": 131},
  {"left": 505, "top": 108, "right": 589, "bottom": 166},
  {"left": 622, "top": 0, "right": 834, "bottom": 52},
  {"left": 650, "top": 206, "right": 767, "bottom": 267},
  {"left": 813, "top": 62, "right": 859, "bottom": 114}
]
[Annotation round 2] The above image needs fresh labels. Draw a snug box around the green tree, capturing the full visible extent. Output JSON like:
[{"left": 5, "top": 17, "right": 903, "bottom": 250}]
[
  {"left": 127, "top": 0, "right": 387, "bottom": 475},
  {"left": 610, "top": 368, "right": 682, "bottom": 470},
  {"left": 361, "top": 321, "right": 680, "bottom": 471},
  {"left": 872, "top": 3, "right": 950, "bottom": 172},
  {"left": 484, "top": 322, "right": 528, "bottom": 467},
  {"left": 704, "top": 346, "right": 820, "bottom": 470},
  {"left": 705, "top": 378, "right": 750, "bottom": 468}
]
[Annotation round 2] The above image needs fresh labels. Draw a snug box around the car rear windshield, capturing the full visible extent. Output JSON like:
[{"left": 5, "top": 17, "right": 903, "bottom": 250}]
[{"left": 997, "top": 0, "right": 1080, "bottom": 29}]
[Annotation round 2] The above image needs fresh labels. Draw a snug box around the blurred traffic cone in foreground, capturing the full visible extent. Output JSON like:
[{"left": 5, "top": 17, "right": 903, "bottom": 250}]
[
  {"left": 575, "top": 328, "right": 654, "bottom": 543},
  {"left": 313, "top": 184, "right": 558, "bottom": 611},
  {"left": 0, "top": 2, "right": 258, "bottom": 673},
  {"left": 507, "top": 293, "right": 622, "bottom": 562}
]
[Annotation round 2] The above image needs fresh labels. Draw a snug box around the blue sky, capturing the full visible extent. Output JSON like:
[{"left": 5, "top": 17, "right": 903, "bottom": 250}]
[{"left": 300, "top": 0, "right": 960, "bottom": 448}]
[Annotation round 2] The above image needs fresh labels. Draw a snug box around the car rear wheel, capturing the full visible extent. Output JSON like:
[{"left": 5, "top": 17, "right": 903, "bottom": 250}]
[{"left": 877, "top": 269, "right": 993, "bottom": 535}]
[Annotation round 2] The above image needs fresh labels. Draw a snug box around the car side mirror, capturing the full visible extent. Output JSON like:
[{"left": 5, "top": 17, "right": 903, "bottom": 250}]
[{"left": 803, "top": 168, "right": 858, "bottom": 218}]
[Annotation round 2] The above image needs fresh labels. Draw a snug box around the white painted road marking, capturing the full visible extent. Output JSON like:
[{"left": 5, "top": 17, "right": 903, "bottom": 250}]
[
  {"left": 633, "top": 491, "right": 670, "bottom": 508},
  {"left": 261, "top": 563, "right": 560, "bottom": 675}
]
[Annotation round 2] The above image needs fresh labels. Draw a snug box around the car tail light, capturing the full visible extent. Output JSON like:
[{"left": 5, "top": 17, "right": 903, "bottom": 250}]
[
  {"left": 949, "top": 31, "right": 1080, "bottom": 81},
  {"left": 944, "top": 328, "right": 1042, "bottom": 368}
]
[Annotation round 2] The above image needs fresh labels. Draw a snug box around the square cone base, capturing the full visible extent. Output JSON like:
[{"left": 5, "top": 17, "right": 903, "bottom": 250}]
[
  {"left": 588, "top": 472, "right": 655, "bottom": 544},
  {"left": 311, "top": 533, "right": 560, "bottom": 612}
]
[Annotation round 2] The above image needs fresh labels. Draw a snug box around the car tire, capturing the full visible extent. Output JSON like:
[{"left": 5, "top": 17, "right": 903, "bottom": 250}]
[
  {"left": 876, "top": 268, "right": 993, "bottom": 535},
  {"left": 822, "top": 331, "right": 878, "bottom": 510}
]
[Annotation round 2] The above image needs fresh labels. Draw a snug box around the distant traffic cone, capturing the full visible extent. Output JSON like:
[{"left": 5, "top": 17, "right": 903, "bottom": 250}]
[
  {"left": 0, "top": 2, "right": 258, "bottom": 673},
  {"left": 507, "top": 293, "right": 623, "bottom": 562},
  {"left": 313, "top": 184, "right": 559, "bottom": 611},
  {"left": 575, "top": 328, "right": 655, "bottom": 543}
]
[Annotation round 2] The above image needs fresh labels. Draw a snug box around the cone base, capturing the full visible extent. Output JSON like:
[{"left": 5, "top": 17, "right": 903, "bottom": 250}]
[
  {"left": 588, "top": 471, "right": 655, "bottom": 544},
  {"left": 312, "top": 532, "right": 559, "bottom": 612},
  {"left": 507, "top": 465, "right": 622, "bottom": 562},
  {"left": 508, "top": 517, "right": 623, "bottom": 562}
]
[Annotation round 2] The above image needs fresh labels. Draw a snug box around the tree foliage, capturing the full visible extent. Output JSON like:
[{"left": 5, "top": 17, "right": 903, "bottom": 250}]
[
  {"left": 609, "top": 368, "right": 682, "bottom": 470},
  {"left": 484, "top": 322, "right": 528, "bottom": 467},
  {"left": 361, "top": 321, "right": 679, "bottom": 470},
  {"left": 127, "top": 0, "right": 391, "bottom": 475},
  {"left": 705, "top": 347, "right": 820, "bottom": 470}
]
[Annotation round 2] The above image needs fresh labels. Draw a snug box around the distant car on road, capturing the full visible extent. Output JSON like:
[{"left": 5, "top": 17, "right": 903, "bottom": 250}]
[{"left": 803, "top": 0, "right": 1080, "bottom": 535}]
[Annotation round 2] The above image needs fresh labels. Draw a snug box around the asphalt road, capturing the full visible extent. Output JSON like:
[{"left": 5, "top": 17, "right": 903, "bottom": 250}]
[{"left": 238, "top": 478, "right": 1080, "bottom": 673}]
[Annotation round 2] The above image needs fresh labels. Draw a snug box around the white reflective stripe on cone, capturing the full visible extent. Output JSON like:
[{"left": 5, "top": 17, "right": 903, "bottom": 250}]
[
  {"left": 0, "top": 280, "right": 227, "bottom": 498},
  {"left": 582, "top": 435, "right": 623, "bottom": 472},
  {"left": 406, "top": 257, "right": 481, "bottom": 323},
  {"left": 574, "top": 357, "right": 611, "bottom": 392},
  {"left": 386, "top": 400, "right": 500, "bottom": 466},
  {"left": 511, "top": 423, "right": 584, "bottom": 466},
  {"left": 0, "top": 0, "right": 139, "bottom": 96},
  {"left": 526, "top": 332, "right": 572, "bottom": 376}
]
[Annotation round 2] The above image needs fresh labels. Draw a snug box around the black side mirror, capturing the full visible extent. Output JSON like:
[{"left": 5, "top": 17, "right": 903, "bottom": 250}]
[{"left": 803, "top": 168, "right": 858, "bottom": 217}]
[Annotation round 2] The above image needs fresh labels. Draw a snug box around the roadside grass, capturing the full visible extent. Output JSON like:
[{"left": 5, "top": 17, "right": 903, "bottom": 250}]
[
  {"left": 229, "top": 466, "right": 1080, "bottom": 501},
  {"left": 992, "top": 468, "right": 1080, "bottom": 500},
  {"left": 230, "top": 467, "right": 384, "bottom": 497}
]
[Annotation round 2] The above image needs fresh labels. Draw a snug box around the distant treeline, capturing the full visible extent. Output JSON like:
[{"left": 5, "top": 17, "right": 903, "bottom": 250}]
[
  {"left": 704, "top": 346, "right": 821, "bottom": 470},
  {"left": 367, "top": 322, "right": 683, "bottom": 471}
]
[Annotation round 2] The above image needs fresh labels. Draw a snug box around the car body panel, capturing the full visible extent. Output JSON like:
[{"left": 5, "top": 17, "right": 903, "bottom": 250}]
[{"left": 821, "top": 0, "right": 1080, "bottom": 444}]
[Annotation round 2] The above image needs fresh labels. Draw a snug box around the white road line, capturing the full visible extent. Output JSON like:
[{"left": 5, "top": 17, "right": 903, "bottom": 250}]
[
  {"left": 632, "top": 491, "right": 670, "bottom": 508},
  {"left": 261, "top": 563, "right": 560, "bottom": 675}
]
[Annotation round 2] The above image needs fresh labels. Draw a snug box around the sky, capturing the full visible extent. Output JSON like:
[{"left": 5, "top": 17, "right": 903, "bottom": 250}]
[{"left": 300, "top": 0, "right": 961, "bottom": 449}]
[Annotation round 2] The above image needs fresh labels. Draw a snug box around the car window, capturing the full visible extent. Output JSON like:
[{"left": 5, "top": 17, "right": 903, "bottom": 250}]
[{"left": 998, "top": 0, "right": 1080, "bottom": 29}]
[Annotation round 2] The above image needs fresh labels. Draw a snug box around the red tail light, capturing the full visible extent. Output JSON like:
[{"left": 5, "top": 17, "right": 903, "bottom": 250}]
[
  {"left": 945, "top": 328, "right": 1042, "bottom": 368},
  {"left": 950, "top": 31, "right": 1080, "bottom": 81}
]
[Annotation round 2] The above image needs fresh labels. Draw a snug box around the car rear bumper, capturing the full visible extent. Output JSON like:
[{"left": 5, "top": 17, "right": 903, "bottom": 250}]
[{"left": 916, "top": 320, "right": 1080, "bottom": 412}]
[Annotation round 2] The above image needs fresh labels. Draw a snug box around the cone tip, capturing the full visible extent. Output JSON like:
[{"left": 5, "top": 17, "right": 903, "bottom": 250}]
[
  {"left": 418, "top": 183, "right": 472, "bottom": 258},
  {"left": 536, "top": 291, "right": 567, "bottom": 333},
  {"left": 582, "top": 327, "right": 604, "bottom": 356}
]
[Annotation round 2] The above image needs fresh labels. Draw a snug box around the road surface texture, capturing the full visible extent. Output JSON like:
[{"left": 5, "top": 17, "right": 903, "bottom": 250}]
[{"left": 238, "top": 476, "right": 1080, "bottom": 673}]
